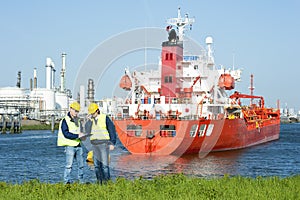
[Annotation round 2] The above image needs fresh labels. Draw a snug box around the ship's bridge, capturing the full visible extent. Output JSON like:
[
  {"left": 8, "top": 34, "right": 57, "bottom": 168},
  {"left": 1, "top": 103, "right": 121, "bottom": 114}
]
[{"left": 183, "top": 55, "right": 199, "bottom": 61}]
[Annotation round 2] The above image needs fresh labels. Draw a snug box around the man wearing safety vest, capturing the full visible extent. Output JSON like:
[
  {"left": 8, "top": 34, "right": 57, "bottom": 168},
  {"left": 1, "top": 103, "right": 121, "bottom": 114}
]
[
  {"left": 85, "top": 103, "right": 117, "bottom": 184},
  {"left": 57, "top": 101, "right": 85, "bottom": 184}
]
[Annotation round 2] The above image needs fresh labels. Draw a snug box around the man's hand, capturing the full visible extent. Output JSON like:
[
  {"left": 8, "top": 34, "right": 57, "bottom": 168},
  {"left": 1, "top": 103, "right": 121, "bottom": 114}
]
[
  {"left": 78, "top": 132, "right": 86, "bottom": 140},
  {"left": 109, "top": 145, "right": 115, "bottom": 151}
]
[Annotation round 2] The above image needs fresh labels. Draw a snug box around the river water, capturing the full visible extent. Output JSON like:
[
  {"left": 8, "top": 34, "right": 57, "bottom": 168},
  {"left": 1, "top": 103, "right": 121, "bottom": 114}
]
[{"left": 0, "top": 123, "right": 299, "bottom": 183}]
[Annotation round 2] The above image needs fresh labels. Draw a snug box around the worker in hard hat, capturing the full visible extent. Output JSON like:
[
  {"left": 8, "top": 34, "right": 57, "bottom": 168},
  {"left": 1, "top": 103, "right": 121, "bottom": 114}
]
[
  {"left": 57, "top": 101, "right": 85, "bottom": 184},
  {"left": 85, "top": 102, "right": 117, "bottom": 184}
]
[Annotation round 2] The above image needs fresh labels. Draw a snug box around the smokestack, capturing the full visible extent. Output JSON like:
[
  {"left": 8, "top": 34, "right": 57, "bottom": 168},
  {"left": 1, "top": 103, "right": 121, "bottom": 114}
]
[
  {"left": 60, "top": 52, "right": 66, "bottom": 92},
  {"left": 16, "top": 71, "right": 21, "bottom": 88},
  {"left": 34, "top": 68, "right": 37, "bottom": 89},
  {"left": 87, "top": 79, "right": 95, "bottom": 102},
  {"left": 51, "top": 61, "right": 55, "bottom": 89},
  {"left": 45, "top": 58, "right": 56, "bottom": 90},
  {"left": 30, "top": 78, "right": 33, "bottom": 91},
  {"left": 46, "top": 58, "right": 52, "bottom": 90}
]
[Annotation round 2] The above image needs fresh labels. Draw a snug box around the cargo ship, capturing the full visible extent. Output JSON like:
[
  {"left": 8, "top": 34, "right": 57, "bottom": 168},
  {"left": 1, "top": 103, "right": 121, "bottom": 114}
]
[{"left": 113, "top": 8, "right": 280, "bottom": 155}]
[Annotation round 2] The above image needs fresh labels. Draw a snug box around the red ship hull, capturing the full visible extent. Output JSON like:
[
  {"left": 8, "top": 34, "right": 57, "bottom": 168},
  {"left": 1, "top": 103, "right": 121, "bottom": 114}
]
[{"left": 114, "top": 117, "right": 280, "bottom": 155}]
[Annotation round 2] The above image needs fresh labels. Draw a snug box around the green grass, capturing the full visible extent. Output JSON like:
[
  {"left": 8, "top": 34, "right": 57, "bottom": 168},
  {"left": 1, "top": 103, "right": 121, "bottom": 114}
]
[
  {"left": 0, "top": 174, "right": 299, "bottom": 200},
  {"left": 21, "top": 123, "right": 59, "bottom": 131}
]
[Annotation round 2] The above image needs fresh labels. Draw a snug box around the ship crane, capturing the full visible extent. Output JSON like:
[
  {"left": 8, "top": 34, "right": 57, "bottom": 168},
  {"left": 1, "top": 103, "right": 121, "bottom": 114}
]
[
  {"left": 229, "top": 91, "right": 265, "bottom": 108},
  {"left": 191, "top": 75, "right": 201, "bottom": 88}
]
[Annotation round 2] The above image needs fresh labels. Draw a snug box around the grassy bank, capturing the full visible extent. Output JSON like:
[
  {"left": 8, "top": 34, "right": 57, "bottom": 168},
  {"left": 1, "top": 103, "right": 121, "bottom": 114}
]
[
  {"left": 20, "top": 119, "right": 59, "bottom": 131},
  {"left": 1, "top": 174, "right": 299, "bottom": 200},
  {"left": 21, "top": 123, "right": 59, "bottom": 131}
]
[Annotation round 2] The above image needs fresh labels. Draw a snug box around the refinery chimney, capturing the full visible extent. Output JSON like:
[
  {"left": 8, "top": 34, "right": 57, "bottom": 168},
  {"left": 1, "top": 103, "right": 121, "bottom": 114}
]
[
  {"left": 87, "top": 79, "right": 95, "bottom": 102},
  {"left": 34, "top": 68, "right": 37, "bottom": 88},
  {"left": 30, "top": 68, "right": 38, "bottom": 91},
  {"left": 30, "top": 78, "right": 33, "bottom": 91},
  {"left": 46, "top": 58, "right": 55, "bottom": 89},
  {"left": 60, "top": 52, "right": 66, "bottom": 92},
  {"left": 33, "top": 68, "right": 37, "bottom": 88},
  {"left": 16, "top": 71, "right": 21, "bottom": 88},
  {"left": 46, "top": 58, "right": 52, "bottom": 89},
  {"left": 51, "top": 61, "right": 56, "bottom": 89}
]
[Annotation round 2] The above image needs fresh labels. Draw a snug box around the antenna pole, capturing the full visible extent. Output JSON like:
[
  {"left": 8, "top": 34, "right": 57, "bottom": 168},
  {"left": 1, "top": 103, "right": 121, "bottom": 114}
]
[{"left": 249, "top": 74, "right": 254, "bottom": 105}]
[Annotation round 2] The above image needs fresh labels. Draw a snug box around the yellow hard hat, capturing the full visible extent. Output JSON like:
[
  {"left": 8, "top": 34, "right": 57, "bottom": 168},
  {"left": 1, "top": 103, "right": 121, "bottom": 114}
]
[
  {"left": 70, "top": 101, "right": 80, "bottom": 111},
  {"left": 88, "top": 103, "right": 99, "bottom": 114}
]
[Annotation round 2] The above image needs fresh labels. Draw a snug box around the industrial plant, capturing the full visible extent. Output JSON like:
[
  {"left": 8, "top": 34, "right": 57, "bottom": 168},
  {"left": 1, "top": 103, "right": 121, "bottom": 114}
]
[{"left": 0, "top": 53, "right": 103, "bottom": 133}]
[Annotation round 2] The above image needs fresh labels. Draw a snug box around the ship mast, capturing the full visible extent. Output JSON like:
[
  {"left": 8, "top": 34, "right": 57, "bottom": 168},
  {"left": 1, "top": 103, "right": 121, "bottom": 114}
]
[
  {"left": 166, "top": 7, "right": 195, "bottom": 41},
  {"left": 249, "top": 74, "right": 254, "bottom": 105}
]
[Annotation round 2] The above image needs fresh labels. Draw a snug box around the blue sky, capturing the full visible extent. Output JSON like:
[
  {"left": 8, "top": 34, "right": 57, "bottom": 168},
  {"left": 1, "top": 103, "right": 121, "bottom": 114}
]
[{"left": 0, "top": 0, "right": 299, "bottom": 110}]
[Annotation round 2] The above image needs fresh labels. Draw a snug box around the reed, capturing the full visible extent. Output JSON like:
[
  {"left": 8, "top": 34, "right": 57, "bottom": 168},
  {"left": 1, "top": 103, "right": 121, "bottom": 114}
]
[{"left": 0, "top": 174, "right": 299, "bottom": 200}]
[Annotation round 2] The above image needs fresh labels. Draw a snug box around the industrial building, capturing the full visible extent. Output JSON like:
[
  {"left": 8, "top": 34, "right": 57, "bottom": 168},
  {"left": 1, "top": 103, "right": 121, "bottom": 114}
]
[
  {"left": 0, "top": 53, "right": 74, "bottom": 132},
  {"left": 0, "top": 52, "right": 117, "bottom": 133}
]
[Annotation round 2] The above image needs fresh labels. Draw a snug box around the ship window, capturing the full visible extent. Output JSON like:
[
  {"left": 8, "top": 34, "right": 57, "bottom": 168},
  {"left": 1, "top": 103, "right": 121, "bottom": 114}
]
[
  {"left": 190, "top": 124, "right": 198, "bottom": 137},
  {"left": 121, "top": 106, "right": 129, "bottom": 113},
  {"left": 160, "top": 125, "right": 176, "bottom": 137},
  {"left": 166, "top": 53, "right": 169, "bottom": 60},
  {"left": 127, "top": 124, "right": 142, "bottom": 137},
  {"left": 198, "top": 124, "right": 206, "bottom": 137},
  {"left": 164, "top": 76, "right": 172, "bottom": 83},
  {"left": 206, "top": 124, "right": 214, "bottom": 136},
  {"left": 194, "top": 65, "right": 198, "bottom": 70},
  {"left": 170, "top": 53, "right": 173, "bottom": 60}
]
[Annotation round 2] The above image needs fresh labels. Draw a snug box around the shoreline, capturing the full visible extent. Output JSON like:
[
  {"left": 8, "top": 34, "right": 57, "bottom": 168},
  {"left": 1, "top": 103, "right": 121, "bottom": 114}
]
[{"left": 21, "top": 119, "right": 59, "bottom": 131}]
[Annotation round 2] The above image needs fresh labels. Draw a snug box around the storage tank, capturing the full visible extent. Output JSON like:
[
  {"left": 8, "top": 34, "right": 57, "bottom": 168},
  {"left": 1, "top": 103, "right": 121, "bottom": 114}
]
[
  {"left": 55, "top": 92, "right": 69, "bottom": 110},
  {"left": 0, "top": 87, "right": 28, "bottom": 110},
  {"left": 0, "top": 87, "right": 27, "bottom": 98},
  {"left": 30, "top": 88, "right": 55, "bottom": 111}
]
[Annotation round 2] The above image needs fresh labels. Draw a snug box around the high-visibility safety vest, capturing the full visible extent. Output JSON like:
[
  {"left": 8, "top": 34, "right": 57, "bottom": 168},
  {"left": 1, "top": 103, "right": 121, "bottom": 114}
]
[
  {"left": 90, "top": 114, "right": 110, "bottom": 141},
  {"left": 57, "top": 115, "right": 81, "bottom": 146}
]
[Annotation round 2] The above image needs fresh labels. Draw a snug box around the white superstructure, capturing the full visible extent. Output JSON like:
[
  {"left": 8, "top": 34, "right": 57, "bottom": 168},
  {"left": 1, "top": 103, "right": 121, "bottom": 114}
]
[{"left": 116, "top": 8, "right": 242, "bottom": 120}]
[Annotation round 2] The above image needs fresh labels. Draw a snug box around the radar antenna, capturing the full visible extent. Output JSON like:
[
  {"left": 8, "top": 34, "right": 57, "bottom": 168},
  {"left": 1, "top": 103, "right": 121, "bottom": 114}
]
[{"left": 166, "top": 7, "right": 195, "bottom": 41}]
